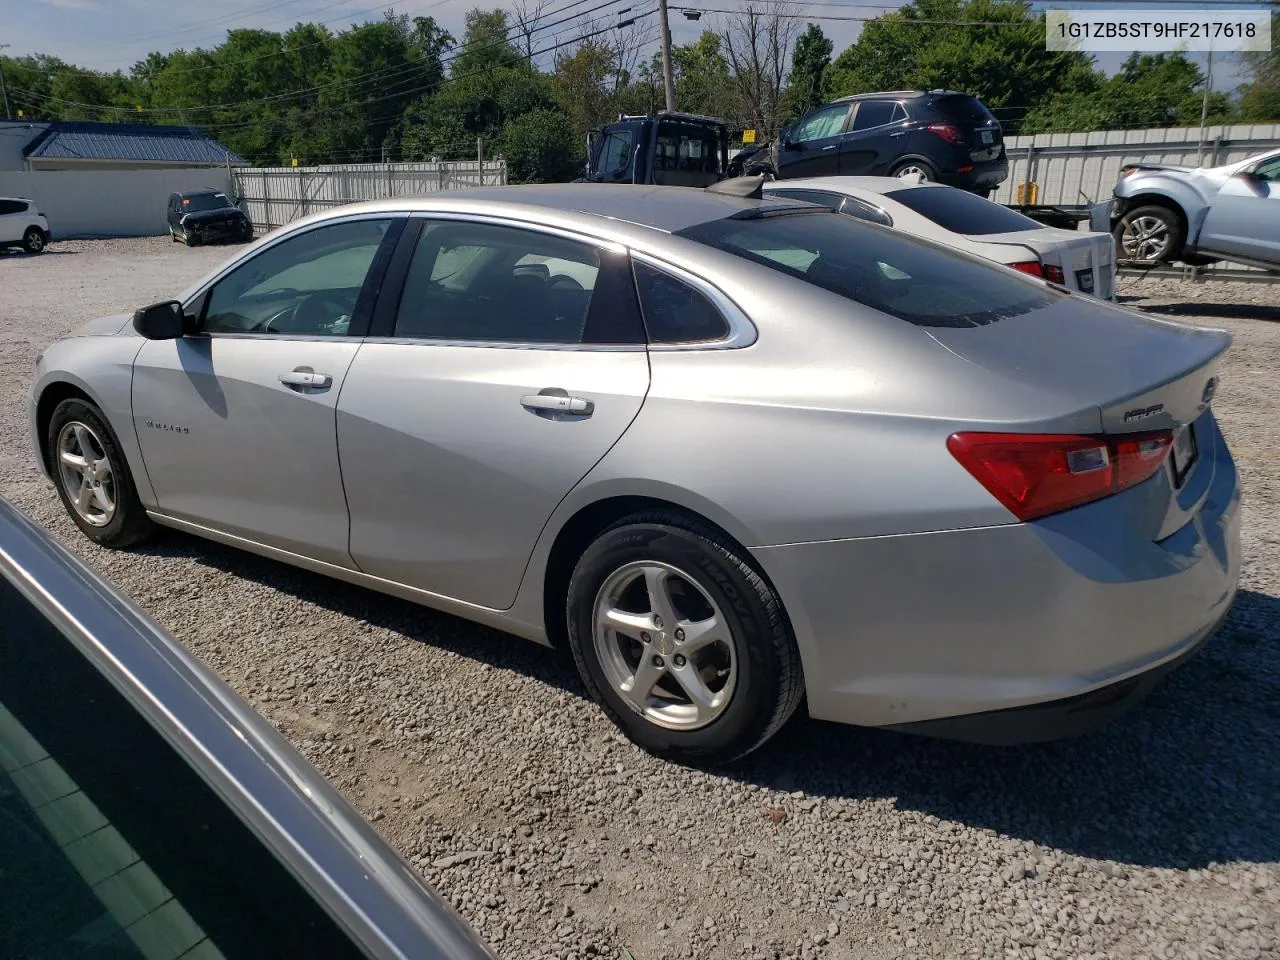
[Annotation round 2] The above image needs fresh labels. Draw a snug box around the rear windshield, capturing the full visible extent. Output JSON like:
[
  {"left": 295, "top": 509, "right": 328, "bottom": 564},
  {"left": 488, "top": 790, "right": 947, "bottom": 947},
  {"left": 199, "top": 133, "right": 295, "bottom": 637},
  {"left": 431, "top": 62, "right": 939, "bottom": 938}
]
[
  {"left": 677, "top": 211, "right": 1058, "bottom": 328},
  {"left": 182, "top": 193, "right": 233, "bottom": 212},
  {"left": 885, "top": 186, "right": 1044, "bottom": 236},
  {"left": 930, "top": 94, "right": 997, "bottom": 126}
]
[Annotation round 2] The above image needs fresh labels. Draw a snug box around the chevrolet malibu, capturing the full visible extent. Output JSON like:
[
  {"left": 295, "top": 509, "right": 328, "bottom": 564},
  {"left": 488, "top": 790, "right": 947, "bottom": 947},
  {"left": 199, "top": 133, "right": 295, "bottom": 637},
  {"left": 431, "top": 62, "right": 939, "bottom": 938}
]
[{"left": 30, "top": 184, "right": 1240, "bottom": 764}]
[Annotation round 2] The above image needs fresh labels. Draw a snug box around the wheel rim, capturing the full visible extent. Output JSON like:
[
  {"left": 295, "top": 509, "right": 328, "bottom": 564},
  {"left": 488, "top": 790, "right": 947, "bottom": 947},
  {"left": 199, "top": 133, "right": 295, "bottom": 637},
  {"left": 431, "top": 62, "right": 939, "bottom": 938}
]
[
  {"left": 896, "top": 164, "right": 929, "bottom": 181},
  {"left": 56, "top": 422, "right": 116, "bottom": 527},
  {"left": 27, "top": 233, "right": 44, "bottom": 252},
  {"left": 592, "top": 561, "right": 737, "bottom": 731},
  {"left": 1121, "top": 215, "right": 1170, "bottom": 261}
]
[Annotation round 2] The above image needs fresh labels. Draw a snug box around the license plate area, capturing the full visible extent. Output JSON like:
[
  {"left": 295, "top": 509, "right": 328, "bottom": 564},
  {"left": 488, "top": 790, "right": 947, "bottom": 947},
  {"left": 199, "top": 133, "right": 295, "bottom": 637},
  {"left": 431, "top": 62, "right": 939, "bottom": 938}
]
[
  {"left": 1075, "top": 268, "right": 1095, "bottom": 294},
  {"left": 1171, "top": 424, "right": 1198, "bottom": 487},
  {"left": 980, "top": 130, "right": 993, "bottom": 144}
]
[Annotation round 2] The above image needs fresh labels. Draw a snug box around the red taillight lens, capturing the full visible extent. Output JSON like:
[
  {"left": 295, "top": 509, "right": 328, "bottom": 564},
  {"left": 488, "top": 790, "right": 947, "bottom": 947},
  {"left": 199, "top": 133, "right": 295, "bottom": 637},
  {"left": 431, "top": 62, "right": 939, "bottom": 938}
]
[
  {"left": 927, "top": 122, "right": 962, "bottom": 144},
  {"left": 1008, "top": 260, "right": 1044, "bottom": 278},
  {"left": 1044, "top": 264, "right": 1066, "bottom": 285},
  {"left": 947, "top": 431, "right": 1174, "bottom": 521}
]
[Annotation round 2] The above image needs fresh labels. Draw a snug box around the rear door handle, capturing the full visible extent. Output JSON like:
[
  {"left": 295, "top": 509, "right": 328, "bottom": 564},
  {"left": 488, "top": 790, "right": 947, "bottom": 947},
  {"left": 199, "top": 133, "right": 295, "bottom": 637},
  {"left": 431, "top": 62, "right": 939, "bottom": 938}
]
[
  {"left": 279, "top": 369, "right": 332, "bottom": 390},
  {"left": 521, "top": 392, "right": 593, "bottom": 418},
  {"left": 889, "top": 131, "right": 907, "bottom": 138}
]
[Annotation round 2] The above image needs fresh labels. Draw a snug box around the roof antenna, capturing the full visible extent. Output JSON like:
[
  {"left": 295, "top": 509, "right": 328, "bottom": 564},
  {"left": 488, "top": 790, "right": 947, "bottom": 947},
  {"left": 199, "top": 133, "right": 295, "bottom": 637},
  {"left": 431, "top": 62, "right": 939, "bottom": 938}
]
[{"left": 707, "top": 175, "right": 765, "bottom": 199}]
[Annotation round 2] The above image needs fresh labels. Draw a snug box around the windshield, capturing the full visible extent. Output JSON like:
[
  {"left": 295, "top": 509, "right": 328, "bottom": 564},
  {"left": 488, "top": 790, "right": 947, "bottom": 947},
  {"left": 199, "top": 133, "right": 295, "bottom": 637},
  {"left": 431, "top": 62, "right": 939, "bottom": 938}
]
[
  {"left": 884, "top": 186, "right": 1045, "bottom": 236},
  {"left": 677, "top": 211, "right": 1059, "bottom": 328},
  {"left": 182, "top": 193, "right": 233, "bottom": 213}
]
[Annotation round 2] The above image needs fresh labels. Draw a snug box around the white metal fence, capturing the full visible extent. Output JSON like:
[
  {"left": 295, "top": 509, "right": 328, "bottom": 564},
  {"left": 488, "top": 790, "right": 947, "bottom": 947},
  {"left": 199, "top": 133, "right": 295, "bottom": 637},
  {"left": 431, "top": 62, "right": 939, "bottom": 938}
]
[
  {"left": 232, "top": 160, "right": 508, "bottom": 231},
  {"left": 993, "top": 123, "right": 1280, "bottom": 208}
]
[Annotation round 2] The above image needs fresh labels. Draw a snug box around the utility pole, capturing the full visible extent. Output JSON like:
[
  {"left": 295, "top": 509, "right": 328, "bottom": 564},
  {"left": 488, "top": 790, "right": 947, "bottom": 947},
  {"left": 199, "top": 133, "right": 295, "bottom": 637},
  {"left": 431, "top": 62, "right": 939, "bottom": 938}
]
[
  {"left": 0, "top": 44, "right": 13, "bottom": 121},
  {"left": 1197, "top": 44, "right": 1214, "bottom": 167},
  {"left": 657, "top": 0, "right": 676, "bottom": 112}
]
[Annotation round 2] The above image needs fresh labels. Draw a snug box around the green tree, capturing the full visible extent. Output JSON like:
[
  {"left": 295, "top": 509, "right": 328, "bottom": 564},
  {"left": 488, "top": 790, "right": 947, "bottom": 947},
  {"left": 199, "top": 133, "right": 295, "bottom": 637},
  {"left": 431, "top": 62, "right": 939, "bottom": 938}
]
[
  {"left": 782, "top": 24, "right": 832, "bottom": 122},
  {"left": 1237, "top": 12, "right": 1279, "bottom": 122},
  {"left": 552, "top": 39, "right": 617, "bottom": 144},
  {"left": 1023, "top": 53, "right": 1234, "bottom": 133},
  {"left": 49, "top": 69, "right": 115, "bottom": 120},
  {"left": 500, "top": 107, "right": 578, "bottom": 181},
  {"left": 452, "top": 8, "right": 521, "bottom": 76}
]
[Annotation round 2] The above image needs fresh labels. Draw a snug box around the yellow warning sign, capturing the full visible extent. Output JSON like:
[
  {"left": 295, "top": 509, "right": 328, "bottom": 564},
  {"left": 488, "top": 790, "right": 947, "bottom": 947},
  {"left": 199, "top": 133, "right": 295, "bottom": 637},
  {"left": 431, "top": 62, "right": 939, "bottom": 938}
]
[{"left": 742, "top": 129, "right": 757, "bottom": 144}]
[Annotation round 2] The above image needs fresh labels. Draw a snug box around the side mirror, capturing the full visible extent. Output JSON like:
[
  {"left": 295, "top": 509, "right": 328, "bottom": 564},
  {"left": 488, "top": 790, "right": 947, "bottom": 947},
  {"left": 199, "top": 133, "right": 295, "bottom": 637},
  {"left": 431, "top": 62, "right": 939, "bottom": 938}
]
[
  {"left": 132, "top": 300, "right": 186, "bottom": 340},
  {"left": 783, "top": 136, "right": 802, "bottom": 152}
]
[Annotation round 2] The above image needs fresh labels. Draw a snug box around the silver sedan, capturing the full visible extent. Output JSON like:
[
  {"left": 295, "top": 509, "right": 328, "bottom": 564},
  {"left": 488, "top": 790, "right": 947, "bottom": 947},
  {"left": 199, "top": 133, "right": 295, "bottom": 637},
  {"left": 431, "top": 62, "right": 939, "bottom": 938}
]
[{"left": 31, "top": 184, "right": 1241, "bottom": 763}]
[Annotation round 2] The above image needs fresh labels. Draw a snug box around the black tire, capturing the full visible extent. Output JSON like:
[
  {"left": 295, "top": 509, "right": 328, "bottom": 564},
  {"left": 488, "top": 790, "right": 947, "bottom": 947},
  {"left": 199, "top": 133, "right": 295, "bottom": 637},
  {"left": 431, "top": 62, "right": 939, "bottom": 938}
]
[
  {"left": 22, "top": 228, "right": 46, "bottom": 254},
  {"left": 566, "top": 511, "right": 804, "bottom": 765},
  {"left": 1113, "top": 203, "right": 1183, "bottom": 264},
  {"left": 889, "top": 159, "right": 936, "bottom": 182},
  {"left": 47, "top": 398, "right": 156, "bottom": 548},
  {"left": 182, "top": 228, "right": 196, "bottom": 247}
]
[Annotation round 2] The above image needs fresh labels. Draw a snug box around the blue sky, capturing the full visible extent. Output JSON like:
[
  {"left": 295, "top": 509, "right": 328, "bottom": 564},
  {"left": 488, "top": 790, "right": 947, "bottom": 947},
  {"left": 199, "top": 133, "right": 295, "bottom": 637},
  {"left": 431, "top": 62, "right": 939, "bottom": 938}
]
[{"left": 5, "top": 0, "right": 1261, "bottom": 90}]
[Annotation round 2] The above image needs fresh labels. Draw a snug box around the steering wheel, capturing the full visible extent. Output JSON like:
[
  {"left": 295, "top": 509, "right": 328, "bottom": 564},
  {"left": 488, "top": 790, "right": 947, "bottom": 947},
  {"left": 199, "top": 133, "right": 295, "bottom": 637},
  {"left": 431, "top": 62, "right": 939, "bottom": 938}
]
[{"left": 260, "top": 292, "right": 353, "bottom": 334}]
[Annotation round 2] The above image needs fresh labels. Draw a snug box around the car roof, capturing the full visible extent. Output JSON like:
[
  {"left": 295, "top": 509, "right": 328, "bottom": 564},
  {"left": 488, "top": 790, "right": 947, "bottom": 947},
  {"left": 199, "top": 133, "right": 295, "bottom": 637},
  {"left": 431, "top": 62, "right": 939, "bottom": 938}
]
[
  {"left": 831, "top": 89, "right": 968, "bottom": 103},
  {"left": 765, "top": 175, "right": 946, "bottom": 197},
  {"left": 280, "top": 184, "right": 814, "bottom": 237}
]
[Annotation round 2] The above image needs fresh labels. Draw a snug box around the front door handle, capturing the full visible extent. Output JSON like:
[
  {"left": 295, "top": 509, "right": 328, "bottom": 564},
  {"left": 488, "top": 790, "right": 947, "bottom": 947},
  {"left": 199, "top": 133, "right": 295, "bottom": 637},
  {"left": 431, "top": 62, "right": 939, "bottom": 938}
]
[
  {"left": 889, "top": 130, "right": 907, "bottom": 138},
  {"left": 822, "top": 144, "right": 838, "bottom": 151},
  {"left": 521, "top": 391, "right": 594, "bottom": 418},
  {"left": 279, "top": 369, "right": 332, "bottom": 391}
]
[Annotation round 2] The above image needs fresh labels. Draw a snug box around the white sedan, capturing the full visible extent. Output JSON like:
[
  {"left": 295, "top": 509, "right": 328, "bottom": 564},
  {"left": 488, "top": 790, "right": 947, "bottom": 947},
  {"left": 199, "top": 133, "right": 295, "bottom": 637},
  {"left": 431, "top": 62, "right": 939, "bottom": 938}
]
[{"left": 763, "top": 177, "right": 1117, "bottom": 300}]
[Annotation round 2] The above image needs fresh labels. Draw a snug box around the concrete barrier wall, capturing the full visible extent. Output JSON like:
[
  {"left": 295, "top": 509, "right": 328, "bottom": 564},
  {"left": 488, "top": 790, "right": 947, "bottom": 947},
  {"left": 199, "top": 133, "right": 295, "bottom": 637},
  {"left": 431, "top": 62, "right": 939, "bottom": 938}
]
[{"left": 0, "top": 168, "right": 234, "bottom": 238}]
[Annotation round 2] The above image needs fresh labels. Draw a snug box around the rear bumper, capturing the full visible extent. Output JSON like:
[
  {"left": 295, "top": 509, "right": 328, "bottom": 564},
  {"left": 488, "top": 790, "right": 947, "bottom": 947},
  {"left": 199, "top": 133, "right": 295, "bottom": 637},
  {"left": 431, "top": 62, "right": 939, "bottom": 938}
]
[
  {"left": 939, "top": 155, "right": 1008, "bottom": 191},
  {"left": 755, "top": 414, "right": 1241, "bottom": 739}
]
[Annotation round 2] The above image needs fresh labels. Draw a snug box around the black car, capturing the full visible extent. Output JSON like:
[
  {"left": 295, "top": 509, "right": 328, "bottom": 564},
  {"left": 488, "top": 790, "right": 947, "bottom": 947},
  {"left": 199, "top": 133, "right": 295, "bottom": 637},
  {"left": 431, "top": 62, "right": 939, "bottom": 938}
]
[
  {"left": 738, "top": 90, "right": 1008, "bottom": 194},
  {"left": 167, "top": 189, "right": 254, "bottom": 246}
]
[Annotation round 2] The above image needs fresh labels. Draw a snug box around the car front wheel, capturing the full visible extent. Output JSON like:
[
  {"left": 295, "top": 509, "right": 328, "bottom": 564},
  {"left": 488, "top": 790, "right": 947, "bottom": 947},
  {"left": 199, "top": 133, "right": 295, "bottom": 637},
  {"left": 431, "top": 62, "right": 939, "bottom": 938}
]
[
  {"left": 1114, "top": 204, "right": 1183, "bottom": 264},
  {"left": 566, "top": 511, "right": 804, "bottom": 765},
  {"left": 47, "top": 398, "right": 155, "bottom": 548},
  {"left": 22, "top": 228, "right": 46, "bottom": 254}
]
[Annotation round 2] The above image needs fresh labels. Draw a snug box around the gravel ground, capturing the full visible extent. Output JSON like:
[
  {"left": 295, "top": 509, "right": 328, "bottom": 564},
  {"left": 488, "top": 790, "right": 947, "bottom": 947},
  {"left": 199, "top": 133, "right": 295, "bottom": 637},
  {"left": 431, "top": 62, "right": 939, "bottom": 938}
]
[{"left": 2, "top": 239, "right": 1278, "bottom": 960}]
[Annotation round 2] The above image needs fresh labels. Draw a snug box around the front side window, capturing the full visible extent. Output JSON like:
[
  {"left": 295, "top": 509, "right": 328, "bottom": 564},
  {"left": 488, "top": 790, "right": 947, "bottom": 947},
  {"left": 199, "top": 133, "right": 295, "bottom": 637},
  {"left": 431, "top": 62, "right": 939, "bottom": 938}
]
[
  {"left": 633, "top": 262, "right": 730, "bottom": 343},
  {"left": 790, "top": 103, "right": 850, "bottom": 143},
  {"left": 884, "top": 186, "right": 1043, "bottom": 236},
  {"left": 1251, "top": 154, "right": 1280, "bottom": 181},
  {"left": 677, "top": 210, "right": 1059, "bottom": 328},
  {"left": 202, "top": 219, "right": 391, "bottom": 335},
  {"left": 851, "top": 100, "right": 896, "bottom": 131},
  {"left": 394, "top": 220, "right": 644, "bottom": 345},
  {"left": 597, "top": 131, "right": 634, "bottom": 180}
]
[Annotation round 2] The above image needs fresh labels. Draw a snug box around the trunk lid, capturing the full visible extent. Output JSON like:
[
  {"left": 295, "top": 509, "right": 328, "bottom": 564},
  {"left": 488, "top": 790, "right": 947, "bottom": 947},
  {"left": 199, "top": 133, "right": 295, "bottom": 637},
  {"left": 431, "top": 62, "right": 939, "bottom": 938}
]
[
  {"left": 928, "top": 298, "right": 1229, "bottom": 537},
  {"left": 976, "top": 227, "right": 1116, "bottom": 300},
  {"left": 930, "top": 94, "right": 1003, "bottom": 164}
]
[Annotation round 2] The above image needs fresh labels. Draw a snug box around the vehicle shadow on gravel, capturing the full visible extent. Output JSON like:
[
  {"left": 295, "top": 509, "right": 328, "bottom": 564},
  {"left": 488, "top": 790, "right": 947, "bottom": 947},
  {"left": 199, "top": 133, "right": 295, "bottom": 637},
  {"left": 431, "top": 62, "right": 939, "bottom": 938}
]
[
  {"left": 1136, "top": 301, "right": 1280, "bottom": 323},
  {"left": 135, "top": 531, "right": 1278, "bottom": 872},
  {"left": 735, "top": 588, "right": 1280, "bottom": 871}
]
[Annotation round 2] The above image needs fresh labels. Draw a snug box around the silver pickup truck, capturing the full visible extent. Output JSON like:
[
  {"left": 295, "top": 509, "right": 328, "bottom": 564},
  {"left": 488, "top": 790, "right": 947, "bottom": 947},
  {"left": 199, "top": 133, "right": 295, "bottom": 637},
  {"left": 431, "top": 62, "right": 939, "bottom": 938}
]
[{"left": 1092, "top": 149, "right": 1280, "bottom": 271}]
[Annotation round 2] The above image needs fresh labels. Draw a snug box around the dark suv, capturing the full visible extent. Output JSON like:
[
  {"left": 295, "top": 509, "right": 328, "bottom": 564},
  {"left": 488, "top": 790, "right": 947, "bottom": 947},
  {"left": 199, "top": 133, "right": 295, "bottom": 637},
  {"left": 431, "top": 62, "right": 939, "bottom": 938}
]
[
  {"left": 740, "top": 90, "right": 1008, "bottom": 194},
  {"left": 167, "top": 189, "right": 253, "bottom": 246}
]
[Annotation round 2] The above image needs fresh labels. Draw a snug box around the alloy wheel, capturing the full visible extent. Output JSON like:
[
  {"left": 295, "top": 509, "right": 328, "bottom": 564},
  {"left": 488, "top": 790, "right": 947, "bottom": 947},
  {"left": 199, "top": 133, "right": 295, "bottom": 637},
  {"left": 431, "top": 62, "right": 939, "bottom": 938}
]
[
  {"left": 591, "top": 561, "right": 737, "bottom": 731},
  {"left": 1121, "top": 215, "right": 1170, "bottom": 262},
  {"left": 56, "top": 421, "right": 116, "bottom": 527}
]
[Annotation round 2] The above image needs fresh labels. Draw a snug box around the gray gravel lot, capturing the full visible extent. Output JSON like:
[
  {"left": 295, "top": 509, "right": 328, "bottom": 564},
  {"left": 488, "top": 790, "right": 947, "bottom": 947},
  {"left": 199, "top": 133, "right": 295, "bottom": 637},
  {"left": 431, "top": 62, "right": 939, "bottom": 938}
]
[{"left": 2, "top": 238, "right": 1278, "bottom": 960}]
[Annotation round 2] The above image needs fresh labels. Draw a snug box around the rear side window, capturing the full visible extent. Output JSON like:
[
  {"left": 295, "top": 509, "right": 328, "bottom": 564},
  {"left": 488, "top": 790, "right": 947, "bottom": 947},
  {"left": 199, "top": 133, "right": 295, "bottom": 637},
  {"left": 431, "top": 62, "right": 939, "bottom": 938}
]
[
  {"left": 677, "top": 211, "right": 1058, "bottom": 329},
  {"left": 929, "top": 95, "right": 997, "bottom": 126},
  {"left": 0, "top": 199, "right": 27, "bottom": 215},
  {"left": 839, "top": 196, "right": 893, "bottom": 227},
  {"left": 633, "top": 262, "right": 730, "bottom": 343},
  {"left": 395, "top": 221, "right": 644, "bottom": 345},
  {"left": 767, "top": 189, "right": 842, "bottom": 211},
  {"left": 851, "top": 100, "right": 896, "bottom": 131},
  {"left": 884, "top": 186, "right": 1043, "bottom": 236}
]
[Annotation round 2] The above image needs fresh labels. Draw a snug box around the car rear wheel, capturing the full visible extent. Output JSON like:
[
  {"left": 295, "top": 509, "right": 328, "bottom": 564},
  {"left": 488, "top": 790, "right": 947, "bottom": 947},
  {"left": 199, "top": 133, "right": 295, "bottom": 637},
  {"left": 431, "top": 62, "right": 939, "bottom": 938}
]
[
  {"left": 566, "top": 511, "right": 803, "bottom": 765},
  {"left": 890, "top": 160, "right": 936, "bottom": 182},
  {"left": 22, "top": 228, "right": 45, "bottom": 254},
  {"left": 1114, "top": 204, "right": 1183, "bottom": 264},
  {"left": 48, "top": 399, "right": 155, "bottom": 548}
]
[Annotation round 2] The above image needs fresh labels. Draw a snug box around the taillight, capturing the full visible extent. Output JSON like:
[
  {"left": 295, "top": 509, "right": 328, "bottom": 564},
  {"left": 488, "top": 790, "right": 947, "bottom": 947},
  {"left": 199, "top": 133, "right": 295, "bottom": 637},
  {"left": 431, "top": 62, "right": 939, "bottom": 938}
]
[
  {"left": 1044, "top": 264, "right": 1066, "bottom": 285},
  {"left": 1008, "top": 260, "right": 1043, "bottom": 278},
  {"left": 927, "top": 122, "right": 962, "bottom": 144},
  {"left": 947, "top": 431, "right": 1174, "bottom": 521}
]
